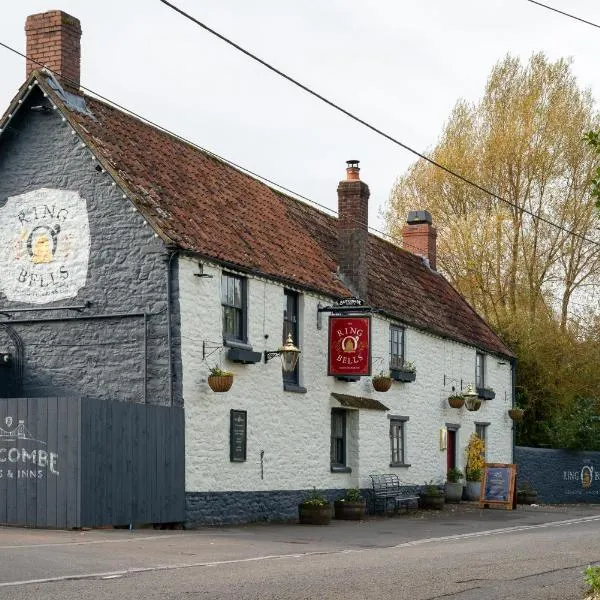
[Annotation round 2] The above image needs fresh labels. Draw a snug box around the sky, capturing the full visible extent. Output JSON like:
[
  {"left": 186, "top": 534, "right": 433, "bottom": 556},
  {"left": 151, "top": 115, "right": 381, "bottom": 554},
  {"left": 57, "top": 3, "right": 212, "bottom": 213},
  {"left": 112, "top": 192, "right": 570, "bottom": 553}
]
[{"left": 2, "top": 0, "right": 600, "bottom": 233}]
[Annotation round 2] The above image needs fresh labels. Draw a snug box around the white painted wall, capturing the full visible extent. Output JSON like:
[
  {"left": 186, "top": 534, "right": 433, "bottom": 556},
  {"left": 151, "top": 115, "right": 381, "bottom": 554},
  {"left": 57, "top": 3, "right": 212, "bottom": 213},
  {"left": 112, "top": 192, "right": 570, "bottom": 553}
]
[{"left": 179, "top": 256, "right": 513, "bottom": 493}]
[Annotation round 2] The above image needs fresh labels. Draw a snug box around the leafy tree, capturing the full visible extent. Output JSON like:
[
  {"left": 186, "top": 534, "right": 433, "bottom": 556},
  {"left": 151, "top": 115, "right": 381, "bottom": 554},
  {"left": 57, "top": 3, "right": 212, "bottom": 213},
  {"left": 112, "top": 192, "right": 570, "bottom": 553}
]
[{"left": 385, "top": 53, "right": 600, "bottom": 445}]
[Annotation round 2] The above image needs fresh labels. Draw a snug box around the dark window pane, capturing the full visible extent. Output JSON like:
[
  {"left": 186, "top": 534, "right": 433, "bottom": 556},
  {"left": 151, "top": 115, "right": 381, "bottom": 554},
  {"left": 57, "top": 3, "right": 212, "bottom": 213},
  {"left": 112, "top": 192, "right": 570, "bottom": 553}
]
[
  {"left": 390, "top": 326, "right": 404, "bottom": 369},
  {"left": 283, "top": 290, "right": 299, "bottom": 385},
  {"left": 222, "top": 274, "right": 246, "bottom": 341}
]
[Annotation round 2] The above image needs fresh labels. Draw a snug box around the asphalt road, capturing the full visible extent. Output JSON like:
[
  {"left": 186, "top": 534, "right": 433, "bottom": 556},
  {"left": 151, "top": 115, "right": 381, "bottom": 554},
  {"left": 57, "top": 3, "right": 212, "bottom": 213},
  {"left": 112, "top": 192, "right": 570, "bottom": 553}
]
[{"left": 2, "top": 504, "right": 600, "bottom": 599}]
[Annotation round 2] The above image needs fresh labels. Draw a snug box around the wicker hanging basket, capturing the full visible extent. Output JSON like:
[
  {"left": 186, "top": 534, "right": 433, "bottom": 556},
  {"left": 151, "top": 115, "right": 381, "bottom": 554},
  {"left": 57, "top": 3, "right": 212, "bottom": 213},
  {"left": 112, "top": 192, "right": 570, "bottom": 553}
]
[
  {"left": 372, "top": 377, "right": 392, "bottom": 392},
  {"left": 448, "top": 395, "right": 465, "bottom": 409},
  {"left": 508, "top": 408, "right": 524, "bottom": 421},
  {"left": 207, "top": 375, "right": 234, "bottom": 392}
]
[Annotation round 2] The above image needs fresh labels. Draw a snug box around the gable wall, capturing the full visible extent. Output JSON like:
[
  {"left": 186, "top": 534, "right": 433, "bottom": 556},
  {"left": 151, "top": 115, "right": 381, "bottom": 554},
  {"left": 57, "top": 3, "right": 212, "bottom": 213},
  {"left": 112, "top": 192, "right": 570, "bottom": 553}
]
[{"left": 0, "top": 87, "right": 180, "bottom": 404}]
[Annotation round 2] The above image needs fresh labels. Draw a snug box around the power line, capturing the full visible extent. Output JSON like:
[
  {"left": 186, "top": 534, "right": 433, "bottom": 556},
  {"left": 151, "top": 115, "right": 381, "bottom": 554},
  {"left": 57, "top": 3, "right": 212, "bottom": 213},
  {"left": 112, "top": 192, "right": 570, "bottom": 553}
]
[
  {"left": 526, "top": 0, "right": 600, "bottom": 29},
  {"left": 159, "top": 0, "right": 600, "bottom": 248},
  {"left": 0, "top": 39, "right": 419, "bottom": 253}
]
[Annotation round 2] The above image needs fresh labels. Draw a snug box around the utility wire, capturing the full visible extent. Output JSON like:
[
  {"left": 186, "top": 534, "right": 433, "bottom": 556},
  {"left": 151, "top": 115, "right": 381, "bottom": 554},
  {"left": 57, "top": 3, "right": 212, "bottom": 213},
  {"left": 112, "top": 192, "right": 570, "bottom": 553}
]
[
  {"left": 0, "top": 39, "right": 441, "bottom": 258},
  {"left": 526, "top": 0, "right": 600, "bottom": 29},
  {"left": 159, "top": 0, "right": 600, "bottom": 248}
]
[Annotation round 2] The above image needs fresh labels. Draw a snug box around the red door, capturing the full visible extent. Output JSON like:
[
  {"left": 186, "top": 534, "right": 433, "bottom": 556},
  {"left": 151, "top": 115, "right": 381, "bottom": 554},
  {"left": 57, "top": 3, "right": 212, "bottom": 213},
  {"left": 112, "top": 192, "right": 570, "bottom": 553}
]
[{"left": 447, "top": 429, "right": 456, "bottom": 473}]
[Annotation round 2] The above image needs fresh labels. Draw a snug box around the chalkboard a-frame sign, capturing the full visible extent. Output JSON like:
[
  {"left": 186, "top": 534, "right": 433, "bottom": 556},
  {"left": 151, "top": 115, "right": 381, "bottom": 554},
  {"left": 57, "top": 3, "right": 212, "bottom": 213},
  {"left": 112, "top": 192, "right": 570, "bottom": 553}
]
[
  {"left": 230, "top": 409, "right": 247, "bottom": 462},
  {"left": 480, "top": 463, "right": 517, "bottom": 510}
]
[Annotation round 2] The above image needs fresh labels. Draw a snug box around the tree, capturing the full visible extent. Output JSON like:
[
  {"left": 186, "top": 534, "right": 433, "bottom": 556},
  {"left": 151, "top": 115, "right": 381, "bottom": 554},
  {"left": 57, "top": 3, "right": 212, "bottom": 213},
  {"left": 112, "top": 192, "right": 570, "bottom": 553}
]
[{"left": 385, "top": 53, "right": 600, "bottom": 445}]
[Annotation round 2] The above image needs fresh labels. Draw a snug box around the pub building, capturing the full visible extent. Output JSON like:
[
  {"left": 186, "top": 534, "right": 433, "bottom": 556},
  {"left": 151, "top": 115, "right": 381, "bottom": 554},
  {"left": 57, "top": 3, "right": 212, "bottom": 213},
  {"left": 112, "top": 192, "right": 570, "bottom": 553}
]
[{"left": 0, "top": 10, "right": 514, "bottom": 527}]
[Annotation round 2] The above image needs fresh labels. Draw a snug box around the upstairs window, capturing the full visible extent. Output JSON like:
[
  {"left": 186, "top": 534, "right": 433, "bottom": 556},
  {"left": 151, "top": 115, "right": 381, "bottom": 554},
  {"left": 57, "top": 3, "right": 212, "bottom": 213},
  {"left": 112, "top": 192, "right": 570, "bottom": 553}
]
[
  {"left": 221, "top": 273, "right": 246, "bottom": 342},
  {"left": 283, "top": 290, "right": 299, "bottom": 386},
  {"left": 389, "top": 325, "right": 405, "bottom": 369},
  {"left": 475, "top": 352, "right": 485, "bottom": 388}
]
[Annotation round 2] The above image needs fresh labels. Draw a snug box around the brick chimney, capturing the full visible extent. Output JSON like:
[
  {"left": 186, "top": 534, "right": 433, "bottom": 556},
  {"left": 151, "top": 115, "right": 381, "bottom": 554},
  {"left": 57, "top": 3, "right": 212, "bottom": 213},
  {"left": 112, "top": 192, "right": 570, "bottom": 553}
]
[
  {"left": 337, "top": 160, "right": 370, "bottom": 299},
  {"left": 402, "top": 210, "right": 437, "bottom": 269},
  {"left": 25, "top": 11, "right": 82, "bottom": 90}
]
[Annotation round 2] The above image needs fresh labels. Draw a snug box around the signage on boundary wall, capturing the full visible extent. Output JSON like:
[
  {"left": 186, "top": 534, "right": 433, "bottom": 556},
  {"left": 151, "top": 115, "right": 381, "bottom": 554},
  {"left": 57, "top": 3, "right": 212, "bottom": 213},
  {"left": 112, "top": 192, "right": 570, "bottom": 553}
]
[{"left": 328, "top": 316, "right": 371, "bottom": 376}]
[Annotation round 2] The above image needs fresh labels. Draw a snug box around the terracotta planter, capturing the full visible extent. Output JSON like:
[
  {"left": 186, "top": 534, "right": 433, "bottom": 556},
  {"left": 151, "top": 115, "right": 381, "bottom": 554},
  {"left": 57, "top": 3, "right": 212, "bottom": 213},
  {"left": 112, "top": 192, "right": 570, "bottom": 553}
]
[
  {"left": 207, "top": 375, "right": 233, "bottom": 392},
  {"left": 372, "top": 377, "right": 392, "bottom": 392},
  {"left": 445, "top": 482, "right": 464, "bottom": 503},
  {"left": 418, "top": 494, "right": 445, "bottom": 510},
  {"left": 334, "top": 499, "right": 366, "bottom": 520},
  {"left": 465, "top": 480, "right": 481, "bottom": 501},
  {"left": 298, "top": 503, "right": 331, "bottom": 525},
  {"left": 508, "top": 408, "right": 524, "bottom": 421},
  {"left": 464, "top": 396, "right": 482, "bottom": 412},
  {"left": 448, "top": 395, "right": 464, "bottom": 409}
]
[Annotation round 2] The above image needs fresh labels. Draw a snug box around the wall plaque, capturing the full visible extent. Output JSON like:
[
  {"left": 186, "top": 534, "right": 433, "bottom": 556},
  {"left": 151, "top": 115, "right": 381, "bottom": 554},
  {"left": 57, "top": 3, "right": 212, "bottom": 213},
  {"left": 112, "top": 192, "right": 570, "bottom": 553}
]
[{"left": 230, "top": 409, "right": 247, "bottom": 462}]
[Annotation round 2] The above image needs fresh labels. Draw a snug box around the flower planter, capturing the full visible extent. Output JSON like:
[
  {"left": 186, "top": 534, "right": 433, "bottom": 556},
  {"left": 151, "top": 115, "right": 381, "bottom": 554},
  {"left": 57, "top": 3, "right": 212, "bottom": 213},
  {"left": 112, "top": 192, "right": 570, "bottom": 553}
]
[
  {"left": 464, "top": 396, "right": 482, "bottom": 411},
  {"left": 390, "top": 368, "right": 416, "bottom": 383},
  {"left": 508, "top": 408, "right": 524, "bottom": 421},
  {"left": 298, "top": 503, "right": 331, "bottom": 525},
  {"left": 448, "top": 395, "right": 464, "bottom": 409},
  {"left": 476, "top": 387, "right": 495, "bottom": 401},
  {"left": 334, "top": 499, "right": 366, "bottom": 520},
  {"left": 372, "top": 377, "right": 392, "bottom": 392},
  {"left": 207, "top": 375, "right": 233, "bottom": 392},
  {"left": 445, "top": 482, "right": 464, "bottom": 503},
  {"left": 517, "top": 490, "right": 537, "bottom": 505},
  {"left": 418, "top": 494, "right": 445, "bottom": 510},
  {"left": 465, "top": 480, "right": 481, "bottom": 501}
]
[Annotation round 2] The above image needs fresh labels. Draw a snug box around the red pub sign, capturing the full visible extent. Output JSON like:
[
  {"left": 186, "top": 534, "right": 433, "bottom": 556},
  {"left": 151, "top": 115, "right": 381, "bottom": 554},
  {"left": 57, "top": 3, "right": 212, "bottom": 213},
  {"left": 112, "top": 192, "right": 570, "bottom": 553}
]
[{"left": 328, "top": 316, "right": 371, "bottom": 376}]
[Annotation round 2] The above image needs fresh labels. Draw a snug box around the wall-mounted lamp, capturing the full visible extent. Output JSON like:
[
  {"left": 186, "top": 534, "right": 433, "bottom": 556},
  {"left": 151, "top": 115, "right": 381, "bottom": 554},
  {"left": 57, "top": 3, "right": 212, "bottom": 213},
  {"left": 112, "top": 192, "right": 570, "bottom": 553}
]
[
  {"left": 462, "top": 383, "right": 481, "bottom": 412},
  {"left": 194, "top": 263, "right": 213, "bottom": 278},
  {"left": 264, "top": 334, "right": 301, "bottom": 372}
]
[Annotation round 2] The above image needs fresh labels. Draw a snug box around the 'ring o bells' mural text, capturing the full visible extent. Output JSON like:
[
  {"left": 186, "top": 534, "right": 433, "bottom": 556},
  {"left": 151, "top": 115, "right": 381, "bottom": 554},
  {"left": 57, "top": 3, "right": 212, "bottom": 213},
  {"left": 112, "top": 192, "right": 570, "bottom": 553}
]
[{"left": 0, "top": 188, "right": 90, "bottom": 304}]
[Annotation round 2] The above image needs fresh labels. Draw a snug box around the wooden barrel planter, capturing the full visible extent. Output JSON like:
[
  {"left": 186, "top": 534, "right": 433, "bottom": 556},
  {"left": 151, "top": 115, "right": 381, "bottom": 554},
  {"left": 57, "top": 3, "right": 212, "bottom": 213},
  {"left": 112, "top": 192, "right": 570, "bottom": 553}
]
[
  {"left": 298, "top": 503, "right": 331, "bottom": 525},
  {"left": 334, "top": 499, "right": 366, "bottom": 520},
  {"left": 207, "top": 375, "right": 234, "bottom": 392}
]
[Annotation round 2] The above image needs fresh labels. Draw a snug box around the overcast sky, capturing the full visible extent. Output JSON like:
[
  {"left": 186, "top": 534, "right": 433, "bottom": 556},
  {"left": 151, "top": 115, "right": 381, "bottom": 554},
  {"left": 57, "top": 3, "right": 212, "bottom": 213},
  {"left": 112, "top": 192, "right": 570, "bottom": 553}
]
[{"left": 2, "top": 1, "right": 600, "bottom": 232}]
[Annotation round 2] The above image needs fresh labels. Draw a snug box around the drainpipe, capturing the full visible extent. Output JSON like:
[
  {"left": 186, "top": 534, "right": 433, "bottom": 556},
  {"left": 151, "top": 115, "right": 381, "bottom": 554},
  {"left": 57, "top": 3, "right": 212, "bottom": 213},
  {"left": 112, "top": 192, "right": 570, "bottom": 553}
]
[
  {"left": 510, "top": 356, "right": 518, "bottom": 465},
  {"left": 166, "top": 248, "right": 179, "bottom": 407}
]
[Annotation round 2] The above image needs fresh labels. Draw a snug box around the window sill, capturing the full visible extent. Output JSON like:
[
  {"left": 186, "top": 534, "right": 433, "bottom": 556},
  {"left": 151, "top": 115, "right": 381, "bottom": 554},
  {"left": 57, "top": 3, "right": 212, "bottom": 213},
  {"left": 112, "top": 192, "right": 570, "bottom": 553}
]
[
  {"left": 330, "top": 466, "right": 352, "bottom": 473},
  {"left": 223, "top": 339, "right": 253, "bottom": 351},
  {"left": 283, "top": 383, "right": 307, "bottom": 394},
  {"left": 389, "top": 463, "right": 411, "bottom": 468}
]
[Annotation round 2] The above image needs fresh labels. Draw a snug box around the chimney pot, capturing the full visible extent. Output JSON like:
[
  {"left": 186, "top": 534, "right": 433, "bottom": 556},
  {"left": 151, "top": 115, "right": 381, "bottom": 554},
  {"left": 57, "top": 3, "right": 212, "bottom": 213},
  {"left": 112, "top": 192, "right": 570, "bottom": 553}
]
[
  {"left": 402, "top": 210, "right": 437, "bottom": 270},
  {"left": 346, "top": 159, "right": 360, "bottom": 181}
]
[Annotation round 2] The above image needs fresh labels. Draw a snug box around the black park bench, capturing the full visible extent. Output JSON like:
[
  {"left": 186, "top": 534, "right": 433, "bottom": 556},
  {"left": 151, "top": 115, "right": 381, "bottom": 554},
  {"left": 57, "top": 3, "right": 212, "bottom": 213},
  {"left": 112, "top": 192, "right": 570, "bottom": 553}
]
[{"left": 370, "top": 473, "right": 419, "bottom": 514}]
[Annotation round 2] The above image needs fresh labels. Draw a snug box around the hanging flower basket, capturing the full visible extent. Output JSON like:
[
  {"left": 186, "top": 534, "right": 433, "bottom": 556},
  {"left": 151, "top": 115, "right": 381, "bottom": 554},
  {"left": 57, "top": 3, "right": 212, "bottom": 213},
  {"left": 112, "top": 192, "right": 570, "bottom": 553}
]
[
  {"left": 448, "top": 394, "right": 464, "bottom": 409},
  {"left": 464, "top": 396, "right": 482, "bottom": 412},
  {"left": 372, "top": 375, "right": 392, "bottom": 392},
  {"left": 207, "top": 367, "right": 234, "bottom": 392},
  {"left": 508, "top": 408, "right": 524, "bottom": 421}
]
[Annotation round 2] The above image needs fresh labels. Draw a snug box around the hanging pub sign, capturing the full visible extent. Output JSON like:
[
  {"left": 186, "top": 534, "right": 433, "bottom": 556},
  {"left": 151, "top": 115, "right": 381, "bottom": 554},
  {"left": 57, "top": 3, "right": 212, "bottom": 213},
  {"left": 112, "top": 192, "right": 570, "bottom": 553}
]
[{"left": 328, "top": 316, "right": 371, "bottom": 376}]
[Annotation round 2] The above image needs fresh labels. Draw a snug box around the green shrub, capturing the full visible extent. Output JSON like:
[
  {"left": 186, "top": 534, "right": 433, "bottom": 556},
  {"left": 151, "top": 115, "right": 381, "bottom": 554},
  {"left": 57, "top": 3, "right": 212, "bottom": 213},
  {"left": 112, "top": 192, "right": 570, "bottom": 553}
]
[{"left": 584, "top": 565, "right": 600, "bottom": 593}]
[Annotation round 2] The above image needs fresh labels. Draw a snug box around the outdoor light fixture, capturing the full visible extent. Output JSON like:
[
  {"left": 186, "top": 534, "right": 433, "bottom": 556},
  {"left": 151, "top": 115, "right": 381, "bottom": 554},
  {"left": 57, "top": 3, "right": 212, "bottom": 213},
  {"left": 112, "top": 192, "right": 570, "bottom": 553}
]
[
  {"left": 463, "top": 383, "right": 481, "bottom": 412},
  {"left": 264, "top": 334, "right": 301, "bottom": 372}
]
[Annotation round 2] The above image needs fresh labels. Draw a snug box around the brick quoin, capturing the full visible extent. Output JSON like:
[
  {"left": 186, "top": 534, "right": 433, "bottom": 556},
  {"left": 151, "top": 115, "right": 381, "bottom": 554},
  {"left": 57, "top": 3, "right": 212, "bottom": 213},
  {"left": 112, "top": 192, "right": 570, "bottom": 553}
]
[
  {"left": 337, "top": 160, "right": 370, "bottom": 300},
  {"left": 25, "top": 10, "right": 82, "bottom": 90}
]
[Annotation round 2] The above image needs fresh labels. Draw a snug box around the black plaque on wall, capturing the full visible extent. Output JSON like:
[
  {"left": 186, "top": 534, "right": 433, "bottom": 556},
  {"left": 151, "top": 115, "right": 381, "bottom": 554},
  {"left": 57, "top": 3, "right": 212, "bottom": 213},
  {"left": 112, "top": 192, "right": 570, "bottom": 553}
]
[{"left": 230, "top": 409, "right": 247, "bottom": 462}]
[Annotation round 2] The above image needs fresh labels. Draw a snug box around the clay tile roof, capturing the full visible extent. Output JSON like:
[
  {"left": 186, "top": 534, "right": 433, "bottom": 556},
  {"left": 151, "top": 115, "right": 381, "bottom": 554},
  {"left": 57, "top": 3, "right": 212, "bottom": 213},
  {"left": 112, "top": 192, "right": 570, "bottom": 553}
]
[{"left": 13, "top": 74, "right": 512, "bottom": 357}]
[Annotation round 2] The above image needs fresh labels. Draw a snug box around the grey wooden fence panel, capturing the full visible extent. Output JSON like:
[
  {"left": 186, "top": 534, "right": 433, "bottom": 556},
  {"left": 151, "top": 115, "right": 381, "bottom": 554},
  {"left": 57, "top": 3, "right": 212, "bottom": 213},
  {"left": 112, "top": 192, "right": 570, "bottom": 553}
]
[
  {"left": 26, "top": 397, "right": 38, "bottom": 526},
  {"left": 0, "top": 397, "right": 7, "bottom": 524},
  {"left": 34, "top": 397, "right": 48, "bottom": 527},
  {"left": 6, "top": 397, "right": 19, "bottom": 525}
]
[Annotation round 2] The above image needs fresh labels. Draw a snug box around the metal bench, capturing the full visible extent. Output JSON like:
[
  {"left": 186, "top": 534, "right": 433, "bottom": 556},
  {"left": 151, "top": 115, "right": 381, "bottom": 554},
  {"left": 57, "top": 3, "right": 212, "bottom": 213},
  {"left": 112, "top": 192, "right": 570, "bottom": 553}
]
[{"left": 370, "top": 473, "right": 419, "bottom": 514}]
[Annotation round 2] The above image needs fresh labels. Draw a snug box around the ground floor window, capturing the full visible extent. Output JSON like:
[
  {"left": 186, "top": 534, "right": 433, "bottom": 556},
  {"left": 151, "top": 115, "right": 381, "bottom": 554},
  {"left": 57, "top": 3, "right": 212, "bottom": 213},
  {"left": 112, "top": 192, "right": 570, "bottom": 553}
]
[
  {"left": 330, "top": 409, "right": 346, "bottom": 469},
  {"left": 475, "top": 422, "right": 489, "bottom": 459},
  {"left": 389, "top": 416, "right": 409, "bottom": 466}
]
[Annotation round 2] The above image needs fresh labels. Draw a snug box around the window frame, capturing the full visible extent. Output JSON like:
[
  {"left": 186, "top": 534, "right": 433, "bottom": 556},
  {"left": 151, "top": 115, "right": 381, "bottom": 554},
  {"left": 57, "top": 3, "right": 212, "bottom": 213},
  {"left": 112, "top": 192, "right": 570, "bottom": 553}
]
[
  {"left": 475, "top": 422, "right": 489, "bottom": 459},
  {"left": 330, "top": 408, "right": 348, "bottom": 471},
  {"left": 221, "top": 272, "right": 247, "bottom": 343},
  {"left": 475, "top": 352, "right": 485, "bottom": 389},
  {"left": 283, "top": 290, "right": 300, "bottom": 387},
  {"left": 389, "top": 325, "right": 405, "bottom": 370},
  {"left": 389, "top": 415, "right": 410, "bottom": 467}
]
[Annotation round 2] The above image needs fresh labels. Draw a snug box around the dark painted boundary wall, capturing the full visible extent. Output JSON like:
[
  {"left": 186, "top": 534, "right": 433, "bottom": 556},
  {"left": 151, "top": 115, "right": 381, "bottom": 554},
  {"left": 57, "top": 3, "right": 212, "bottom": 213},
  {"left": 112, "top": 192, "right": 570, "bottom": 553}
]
[
  {"left": 515, "top": 446, "right": 600, "bottom": 504},
  {"left": 0, "top": 397, "right": 184, "bottom": 528}
]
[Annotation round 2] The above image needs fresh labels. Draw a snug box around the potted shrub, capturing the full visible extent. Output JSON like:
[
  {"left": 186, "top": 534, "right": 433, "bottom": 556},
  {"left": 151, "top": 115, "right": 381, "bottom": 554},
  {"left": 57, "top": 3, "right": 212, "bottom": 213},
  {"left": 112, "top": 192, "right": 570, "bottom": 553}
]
[
  {"left": 508, "top": 407, "right": 525, "bottom": 421},
  {"left": 207, "top": 366, "right": 234, "bottom": 392},
  {"left": 465, "top": 433, "right": 485, "bottom": 500},
  {"left": 418, "top": 480, "right": 445, "bottom": 510},
  {"left": 334, "top": 488, "right": 366, "bottom": 520},
  {"left": 372, "top": 371, "right": 392, "bottom": 392},
  {"left": 516, "top": 481, "right": 538, "bottom": 505},
  {"left": 445, "top": 468, "right": 464, "bottom": 503},
  {"left": 448, "top": 392, "right": 464, "bottom": 409},
  {"left": 298, "top": 488, "right": 331, "bottom": 525},
  {"left": 390, "top": 361, "right": 416, "bottom": 383}
]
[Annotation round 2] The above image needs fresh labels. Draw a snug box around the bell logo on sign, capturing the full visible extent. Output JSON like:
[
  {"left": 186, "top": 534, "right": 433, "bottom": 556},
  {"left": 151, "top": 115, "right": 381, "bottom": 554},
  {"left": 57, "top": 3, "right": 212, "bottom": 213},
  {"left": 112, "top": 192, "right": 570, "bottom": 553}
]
[
  {"left": 0, "top": 188, "right": 91, "bottom": 304},
  {"left": 328, "top": 316, "right": 371, "bottom": 376}
]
